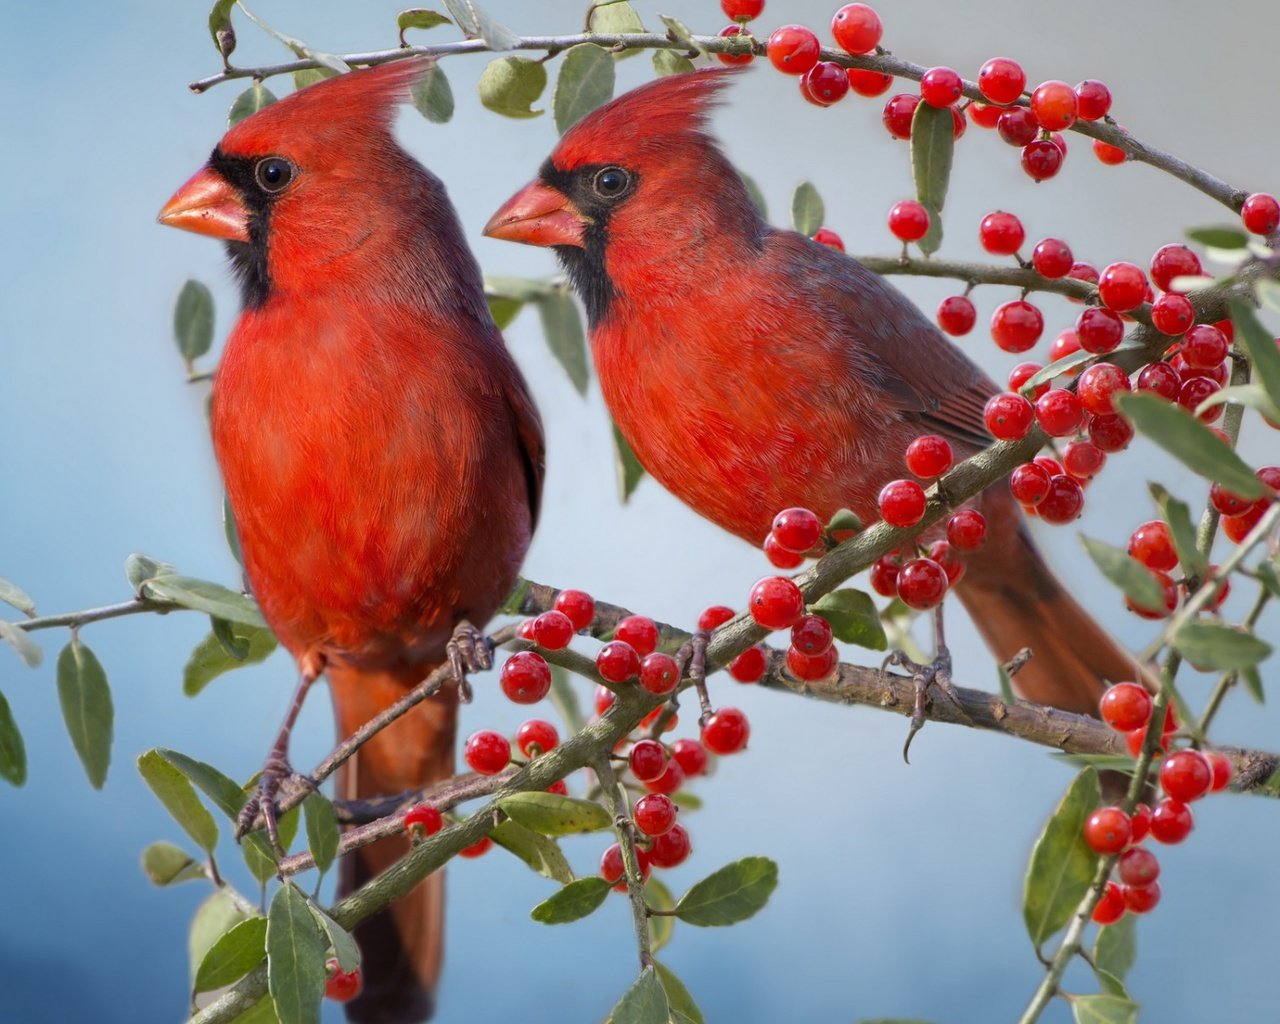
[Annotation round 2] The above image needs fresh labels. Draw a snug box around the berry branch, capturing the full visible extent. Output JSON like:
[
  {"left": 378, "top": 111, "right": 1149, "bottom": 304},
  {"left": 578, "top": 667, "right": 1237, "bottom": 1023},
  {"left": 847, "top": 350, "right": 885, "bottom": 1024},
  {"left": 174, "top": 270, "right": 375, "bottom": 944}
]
[{"left": 593, "top": 753, "right": 655, "bottom": 968}]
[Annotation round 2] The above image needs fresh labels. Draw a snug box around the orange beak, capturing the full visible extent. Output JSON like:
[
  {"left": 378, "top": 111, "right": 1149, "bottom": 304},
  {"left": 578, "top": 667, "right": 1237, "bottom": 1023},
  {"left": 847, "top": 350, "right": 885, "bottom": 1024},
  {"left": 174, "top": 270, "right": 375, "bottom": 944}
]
[
  {"left": 158, "top": 165, "right": 250, "bottom": 242},
  {"left": 484, "top": 180, "right": 587, "bottom": 248}
]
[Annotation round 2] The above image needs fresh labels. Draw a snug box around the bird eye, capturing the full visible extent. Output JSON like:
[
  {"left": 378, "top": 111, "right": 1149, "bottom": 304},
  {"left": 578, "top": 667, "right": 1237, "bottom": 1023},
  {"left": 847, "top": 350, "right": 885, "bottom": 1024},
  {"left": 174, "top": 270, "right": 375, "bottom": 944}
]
[
  {"left": 592, "top": 166, "right": 631, "bottom": 200},
  {"left": 254, "top": 157, "right": 295, "bottom": 193}
]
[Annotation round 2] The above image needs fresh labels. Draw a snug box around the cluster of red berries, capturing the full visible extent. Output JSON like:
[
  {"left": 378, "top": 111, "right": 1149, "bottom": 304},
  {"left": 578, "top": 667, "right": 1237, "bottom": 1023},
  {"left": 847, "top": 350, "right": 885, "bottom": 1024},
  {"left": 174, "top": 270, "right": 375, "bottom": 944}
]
[{"left": 1083, "top": 682, "right": 1233, "bottom": 922}]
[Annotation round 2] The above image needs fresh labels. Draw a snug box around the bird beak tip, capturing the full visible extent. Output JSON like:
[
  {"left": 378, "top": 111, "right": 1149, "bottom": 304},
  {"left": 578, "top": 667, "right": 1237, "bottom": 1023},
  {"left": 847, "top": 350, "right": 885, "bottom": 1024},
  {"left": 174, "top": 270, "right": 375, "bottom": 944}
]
[
  {"left": 486, "top": 181, "right": 586, "bottom": 249},
  {"left": 159, "top": 165, "right": 251, "bottom": 242}
]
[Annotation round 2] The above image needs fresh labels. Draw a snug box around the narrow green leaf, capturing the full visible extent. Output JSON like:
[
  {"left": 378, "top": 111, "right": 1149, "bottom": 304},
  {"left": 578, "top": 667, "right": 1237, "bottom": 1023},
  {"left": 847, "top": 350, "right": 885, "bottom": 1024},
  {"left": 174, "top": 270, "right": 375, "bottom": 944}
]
[
  {"left": 1231, "top": 299, "right": 1280, "bottom": 411},
  {"left": 488, "top": 295, "right": 523, "bottom": 329},
  {"left": 195, "top": 916, "right": 268, "bottom": 992},
  {"left": 553, "top": 44, "right": 615, "bottom": 134},
  {"left": 1148, "top": 483, "right": 1207, "bottom": 578},
  {"left": 0, "top": 690, "right": 26, "bottom": 786},
  {"left": 228, "top": 82, "right": 278, "bottom": 126},
  {"left": 645, "top": 876, "right": 675, "bottom": 953},
  {"left": 1022, "top": 767, "right": 1101, "bottom": 947},
  {"left": 654, "top": 961, "right": 704, "bottom": 1024},
  {"left": 477, "top": 56, "right": 546, "bottom": 118},
  {"left": 658, "top": 14, "right": 704, "bottom": 52},
  {"left": 1094, "top": 913, "right": 1137, "bottom": 982},
  {"left": 1186, "top": 225, "right": 1248, "bottom": 249},
  {"left": 652, "top": 49, "right": 695, "bottom": 76},
  {"left": 612, "top": 422, "right": 646, "bottom": 502},
  {"left": 997, "top": 665, "right": 1016, "bottom": 705},
  {"left": 1257, "top": 278, "right": 1280, "bottom": 313},
  {"left": 57, "top": 637, "right": 113, "bottom": 789},
  {"left": 308, "top": 902, "right": 360, "bottom": 972},
  {"left": 224, "top": 497, "right": 244, "bottom": 566},
  {"left": 157, "top": 749, "right": 245, "bottom": 818},
  {"left": 175, "top": 280, "right": 215, "bottom": 365},
  {"left": 141, "top": 574, "right": 267, "bottom": 628},
  {"left": 411, "top": 61, "right": 454, "bottom": 123},
  {"left": 1258, "top": 561, "right": 1280, "bottom": 599},
  {"left": 189, "top": 891, "right": 248, "bottom": 985},
  {"left": 184, "top": 624, "right": 278, "bottom": 697},
  {"left": 397, "top": 8, "right": 451, "bottom": 44},
  {"left": 302, "top": 792, "right": 339, "bottom": 876},
  {"left": 1241, "top": 665, "right": 1265, "bottom": 703},
  {"left": 1113, "top": 392, "right": 1265, "bottom": 499},
  {"left": 267, "top": 884, "right": 327, "bottom": 1024},
  {"left": 138, "top": 750, "right": 219, "bottom": 853},
  {"left": 606, "top": 967, "right": 669, "bottom": 1024},
  {"left": 491, "top": 819, "right": 573, "bottom": 883},
  {"left": 243, "top": 835, "right": 280, "bottom": 885},
  {"left": 443, "top": 0, "right": 518, "bottom": 49},
  {"left": 0, "top": 578, "right": 35, "bottom": 618},
  {"left": 590, "top": 0, "right": 644, "bottom": 55},
  {"left": 498, "top": 791, "right": 611, "bottom": 834},
  {"left": 484, "top": 274, "right": 557, "bottom": 302},
  {"left": 670, "top": 790, "right": 701, "bottom": 811},
  {"left": 916, "top": 200, "right": 944, "bottom": 256},
  {"left": 208, "top": 0, "right": 237, "bottom": 59},
  {"left": 1070, "top": 993, "right": 1139, "bottom": 1024},
  {"left": 530, "top": 876, "right": 611, "bottom": 924},
  {"left": 740, "top": 173, "right": 767, "bottom": 220},
  {"left": 1021, "top": 348, "right": 1096, "bottom": 393},
  {"left": 911, "top": 101, "right": 954, "bottom": 215},
  {"left": 141, "top": 840, "right": 206, "bottom": 886},
  {"left": 1172, "top": 621, "right": 1272, "bottom": 670},
  {"left": 126, "top": 552, "right": 177, "bottom": 592},
  {"left": 675, "top": 856, "right": 778, "bottom": 927},
  {"left": 1052, "top": 753, "right": 1138, "bottom": 775},
  {"left": 0, "top": 621, "right": 41, "bottom": 668},
  {"left": 212, "top": 616, "right": 252, "bottom": 660},
  {"left": 1080, "top": 536, "right": 1166, "bottom": 611},
  {"left": 1194, "top": 382, "right": 1280, "bottom": 423},
  {"left": 811, "top": 588, "right": 886, "bottom": 651},
  {"left": 791, "top": 182, "right": 824, "bottom": 237},
  {"left": 537, "top": 290, "right": 589, "bottom": 395}
]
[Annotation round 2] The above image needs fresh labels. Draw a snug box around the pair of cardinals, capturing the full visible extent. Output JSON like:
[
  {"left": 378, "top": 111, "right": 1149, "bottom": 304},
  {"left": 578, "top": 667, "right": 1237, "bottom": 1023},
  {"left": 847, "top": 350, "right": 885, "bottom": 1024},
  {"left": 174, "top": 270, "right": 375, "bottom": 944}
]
[{"left": 159, "top": 60, "right": 1139, "bottom": 1022}]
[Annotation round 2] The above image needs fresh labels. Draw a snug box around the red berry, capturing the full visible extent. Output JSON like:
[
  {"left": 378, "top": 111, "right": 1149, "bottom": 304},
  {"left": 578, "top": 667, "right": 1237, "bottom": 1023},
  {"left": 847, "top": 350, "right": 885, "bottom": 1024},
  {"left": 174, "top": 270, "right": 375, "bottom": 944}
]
[
  {"left": 1125, "top": 723, "right": 1171, "bottom": 758},
  {"left": 702, "top": 707, "right": 750, "bottom": 754},
  {"left": 882, "top": 93, "right": 920, "bottom": 139},
  {"left": 831, "top": 3, "right": 883, "bottom": 53},
  {"left": 968, "top": 101, "right": 1003, "bottom": 128},
  {"left": 888, "top": 199, "right": 930, "bottom": 242},
  {"left": 791, "top": 613, "right": 834, "bottom": 656},
  {"left": 728, "top": 644, "right": 768, "bottom": 682},
  {"left": 997, "top": 106, "right": 1038, "bottom": 146},
  {"left": 1125, "top": 568, "right": 1177, "bottom": 620},
  {"left": 904, "top": 434, "right": 953, "bottom": 478},
  {"left": 947, "top": 509, "right": 986, "bottom": 550},
  {"left": 1031, "top": 238, "right": 1073, "bottom": 278},
  {"left": 1062, "top": 440, "right": 1105, "bottom": 480},
  {"left": 1010, "top": 462, "right": 1051, "bottom": 506},
  {"left": 325, "top": 960, "right": 363, "bottom": 1003},
  {"left": 848, "top": 66, "right": 893, "bottom": 97},
  {"left": 501, "top": 650, "right": 552, "bottom": 704},
  {"left": 764, "top": 532, "right": 804, "bottom": 568},
  {"left": 644, "top": 758, "right": 684, "bottom": 795},
  {"left": 1242, "top": 192, "right": 1280, "bottom": 235},
  {"left": 698, "top": 605, "right": 735, "bottom": 631},
  {"left": 772, "top": 507, "right": 822, "bottom": 553},
  {"left": 517, "top": 617, "right": 537, "bottom": 641},
  {"left": 1067, "top": 261, "right": 1100, "bottom": 289},
  {"left": 1088, "top": 412, "right": 1134, "bottom": 452},
  {"left": 1083, "top": 806, "right": 1131, "bottom": 854},
  {"left": 1130, "top": 802, "right": 1152, "bottom": 843},
  {"left": 715, "top": 25, "right": 755, "bottom": 66},
  {"left": 1207, "top": 750, "right": 1233, "bottom": 792},
  {"left": 983, "top": 392, "right": 1034, "bottom": 440},
  {"left": 869, "top": 556, "right": 900, "bottom": 597},
  {"left": 1009, "top": 361, "right": 1049, "bottom": 399},
  {"left": 979, "top": 210, "right": 1025, "bottom": 255},
  {"left": 786, "top": 643, "right": 839, "bottom": 680},
  {"left": 991, "top": 299, "right": 1044, "bottom": 352},
  {"left": 1034, "top": 455, "right": 1064, "bottom": 476},
  {"left": 1149, "top": 244, "right": 1202, "bottom": 292},
  {"left": 555, "top": 589, "right": 595, "bottom": 631},
  {"left": 1178, "top": 376, "right": 1222, "bottom": 422},
  {"left": 545, "top": 779, "right": 569, "bottom": 796},
  {"left": 464, "top": 730, "right": 511, "bottom": 775},
  {"left": 648, "top": 823, "right": 692, "bottom": 868},
  {"left": 1030, "top": 80, "right": 1078, "bottom": 130},
  {"left": 1136, "top": 361, "right": 1182, "bottom": 400},
  {"left": 1093, "top": 137, "right": 1127, "bottom": 165},
  {"left": 896, "top": 557, "right": 948, "bottom": 610},
  {"left": 600, "top": 842, "right": 650, "bottom": 890},
  {"left": 1209, "top": 482, "right": 1253, "bottom": 517},
  {"left": 720, "top": 0, "right": 764, "bottom": 21},
  {"left": 594, "top": 684, "right": 615, "bottom": 716},
  {"left": 1074, "top": 79, "right": 1112, "bottom": 121},
  {"left": 403, "top": 804, "right": 443, "bottom": 838},
  {"left": 614, "top": 615, "right": 657, "bottom": 656},
  {"left": 978, "top": 57, "right": 1025, "bottom": 105},
  {"left": 1098, "top": 262, "right": 1148, "bottom": 312},
  {"left": 1117, "top": 847, "right": 1160, "bottom": 887},
  {"left": 1093, "top": 881, "right": 1126, "bottom": 925},
  {"left": 597, "top": 640, "right": 641, "bottom": 683},
  {"left": 1077, "top": 362, "right": 1131, "bottom": 415},
  {"left": 1035, "top": 389, "right": 1083, "bottom": 436},
  {"left": 1075, "top": 307, "right": 1124, "bottom": 355},
  {"left": 1181, "top": 324, "right": 1229, "bottom": 369},
  {"left": 802, "top": 61, "right": 851, "bottom": 106},
  {"left": 1128, "top": 521, "right": 1177, "bottom": 571},
  {"left": 920, "top": 66, "right": 962, "bottom": 107},
  {"left": 1222, "top": 504, "right": 1266, "bottom": 543},
  {"left": 748, "top": 576, "right": 805, "bottom": 630},
  {"left": 1021, "top": 139, "right": 1064, "bottom": 182},
  {"left": 1151, "top": 293, "right": 1194, "bottom": 336},
  {"left": 628, "top": 739, "right": 667, "bottom": 782},
  {"left": 670, "top": 738, "right": 708, "bottom": 777},
  {"left": 634, "top": 793, "right": 677, "bottom": 837},
  {"left": 531, "top": 610, "right": 574, "bottom": 651},
  {"left": 937, "top": 294, "right": 977, "bottom": 336},
  {"left": 926, "top": 539, "right": 965, "bottom": 585},
  {"left": 878, "top": 478, "right": 927, "bottom": 527},
  {"left": 1150, "top": 798, "right": 1194, "bottom": 843},
  {"left": 766, "top": 25, "right": 820, "bottom": 75},
  {"left": 1037, "top": 474, "right": 1085, "bottom": 524},
  {"left": 638, "top": 651, "right": 679, "bottom": 695},
  {"left": 516, "top": 718, "right": 559, "bottom": 758},
  {"left": 1122, "top": 882, "right": 1161, "bottom": 914},
  {"left": 1160, "top": 749, "right": 1213, "bottom": 802},
  {"left": 813, "top": 226, "right": 845, "bottom": 250},
  {"left": 1099, "top": 682, "right": 1153, "bottom": 732}
]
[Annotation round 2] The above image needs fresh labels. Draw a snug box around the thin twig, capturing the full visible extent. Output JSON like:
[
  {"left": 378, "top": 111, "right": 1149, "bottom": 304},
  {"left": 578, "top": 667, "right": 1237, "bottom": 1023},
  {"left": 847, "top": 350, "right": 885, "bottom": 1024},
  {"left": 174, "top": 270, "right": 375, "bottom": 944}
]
[{"left": 593, "top": 754, "right": 654, "bottom": 968}]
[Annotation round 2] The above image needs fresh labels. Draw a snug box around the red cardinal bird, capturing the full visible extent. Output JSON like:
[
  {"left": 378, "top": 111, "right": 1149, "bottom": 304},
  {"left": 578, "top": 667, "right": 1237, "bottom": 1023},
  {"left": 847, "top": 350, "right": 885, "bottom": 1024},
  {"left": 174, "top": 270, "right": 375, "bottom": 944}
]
[
  {"left": 160, "top": 59, "right": 544, "bottom": 1022},
  {"left": 486, "top": 68, "right": 1138, "bottom": 716}
]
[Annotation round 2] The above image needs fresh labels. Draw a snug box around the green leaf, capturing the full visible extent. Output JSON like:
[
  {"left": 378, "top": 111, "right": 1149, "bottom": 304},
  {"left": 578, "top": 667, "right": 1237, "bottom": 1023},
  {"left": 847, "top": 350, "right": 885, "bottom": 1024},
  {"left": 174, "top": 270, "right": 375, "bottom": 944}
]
[
  {"left": 811, "top": 588, "right": 886, "bottom": 651},
  {"left": 0, "top": 621, "right": 41, "bottom": 668},
  {"left": 1258, "top": 560, "right": 1280, "bottom": 599},
  {"left": 411, "top": 61, "right": 454, "bottom": 123},
  {"left": 491, "top": 819, "right": 573, "bottom": 883},
  {"left": 670, "top": 790, "right": 701, "bottom": 811},
  {"left": 157, "top": 749, "right": 245, "bottom": 818},
  {"left": 292, "top": 66, "right": 339, "bottom": 90},
  {"left": 195, "top": 916, "right": 268, "bottom": 992},
  {"left": 1186, "top": 225, "right": 1248, "bottom": 250},
  {"left": 477, "top": 56, "right": 546, "bottom": 118},
  {"left": 1172, "top": 621, "right": 1272, "bottom": 670},
  {"left": 141, "top": 840, "right": 206, "bottom": 886},
  {"left": 791, "top": 182, "right": 824, "bottom": 237},
  {"left": 443, "top": 0, "right": 518, "bottom": 49},
  {"left": 0, "top": 577, "right": 35, "bottom": 618},
  {"left": 127, "top": 552, "right": 176, "bottom": 592},
  {"left": 996, "top": 664, "right": 1015, "bottom": 704},
  {"left": 1094, "top": 913, "right": 1137, "bottom": 982},
  {"left": 590, "top": 0, "right": 644, "bottom": 55},
  {"left": 498, "top": 791, "right": 611, "bottom": 834},
  {"left": 645, "top": 876, "right": 675, "bottom": 953},
  {"left": 308, "top": 902, "right": 360, "bottom": 972},
  {"left": 652, "top": 49, "right": 695, "bottom": 76},
  {"left": 189, "top": 890, "right": 248, "bottom": 985},
  {"left": 267, "top": 884, "right": 327, "bottom": 1024},
  {"left": 1194, "top": 382, "right": 1280, "bottom": 423},
  {"left": 1070, "top": 994, "right": 1139, "bottom": 1024},
  {"left": 1095, "top": 969, "right": 1129, "bottom": 999},
  {"left": 1113, "top": 393, "right": 1266, "bottom": 500},
  {"left": 184, "top": 623, "right": 278, "bottom": 697},
  {"left": 1052, "top": 753, "right": 1138, "bottom": 775},
  {"left": 224, "top": 497, "right": 244, "bottom": 566},
  {"left": 208, "top": 0, "right": 237, "bottom": 59},
  {"left": 1080, "top": 535, "right": 1166, "bottom": 612},
  {"left": 740, "top": 172, "right": 767, "bottom": 220},
  {"left": 213, "top": 615, "right": 252, "bottom": 659},
  {"left": 1231, "top": 299, "right": 1280, "bottom": 412},
  {"left": 658, "top": 14, "right": 703, "bottom": 53},
  {"left": 138, "top": 750, "right": 219, "bottom": 853},
  {"left": 141, "top": 574, "right": 267, "bottom": 628},
  {"left": 530, "top": 876, "right": 611, "bottom": 924},
  {"left": 485, "top": 275, "right": 557, "bottom": 302},
  {"left": 57, "top": 637, "right": 113, "bottom": 789},
  {"left": 612, "top": 422, "right": 646, "bottom": 502},
  {"left": 916, "top": 200, "right": 944, "bottom": 257},
  {"left": 397, "top": 8, "right": 451, "bottom": 45},
  {"left": 302, "top": 792, "right": 339, "bottom": 876},
  {"left": 1021, "top": 348, "right": 1096, "bottom": 393},
  {"left": 537, "top": 290, "right": 589, "bottom": 395},
  {"left": 174, "top": 280, "right": 215, "bottom": 366},
  {"left": 488, "top": 295, "right": 522, "bottom": 329},
  {"left": 228, "top": 82, "right": 278, "bottom": 126},
  {"left": 553, "top": 44, "right": 615, "bottom": 134},
  {"left": 0, "top": 690, "right": 26, "bottom": 786},
  {"left": 911, "top": 101, "right": 954, "bottom": 218},
  {"left": 1023, "top": 767, "right": 1100, "bottom": 947},
  {"left": 654, "top": 960, "right": 704, "bottom": 1024},
  {"left": 1148, "top": 483, "right": 1207, "bottom": 579},
  {"left": 674, "top": 856, "right": 778, "bottom": 927},
  {"left": 1242, "top": 665, "right": 1265, "bottom": 703},
  {"left": 606, "top": 967, "right": 670, "bottom": 1024},
  {"left": 1257, "top": 278, "right": 1280, "bottom": 313}
]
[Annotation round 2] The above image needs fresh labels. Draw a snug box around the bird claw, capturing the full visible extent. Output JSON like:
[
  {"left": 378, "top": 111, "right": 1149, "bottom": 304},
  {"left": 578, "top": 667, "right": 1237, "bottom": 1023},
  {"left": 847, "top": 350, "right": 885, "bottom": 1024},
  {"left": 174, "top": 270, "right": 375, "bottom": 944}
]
[
  {"left": 447, "top": 619, "right": 494, "bottom": 704},
  {"left": 235, "top": 755, "right": 316, "bottom": 852},
  {"left": 674, "top": 628, "right": 714, "bottom": 726},
  {"left": 884, "top": 645, "right": 968, "bottom": 763}
]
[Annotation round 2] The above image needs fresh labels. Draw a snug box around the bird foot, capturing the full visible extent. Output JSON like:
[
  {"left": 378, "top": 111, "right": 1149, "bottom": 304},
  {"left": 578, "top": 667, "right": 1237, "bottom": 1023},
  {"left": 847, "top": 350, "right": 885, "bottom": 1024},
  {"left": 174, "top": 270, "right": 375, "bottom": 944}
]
[
  {"left": 674, "top": 628, "right": 714, "bottom": 726},
  {"left": 447, "top": 619, "right": 494, "bottom": 704},
  {"left": 883, "top": 643, "right": 969, "bottom": 763},
  {"left": 235, "top": 752, "right": 316, "bottom": 851}
]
